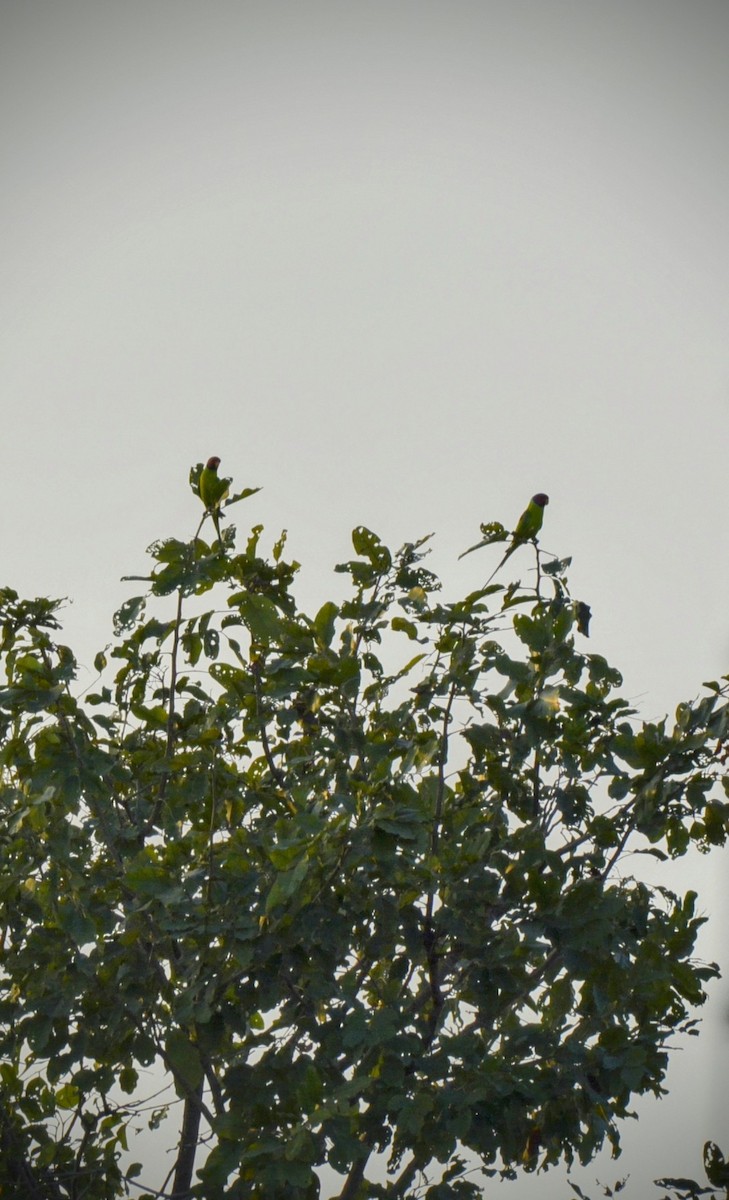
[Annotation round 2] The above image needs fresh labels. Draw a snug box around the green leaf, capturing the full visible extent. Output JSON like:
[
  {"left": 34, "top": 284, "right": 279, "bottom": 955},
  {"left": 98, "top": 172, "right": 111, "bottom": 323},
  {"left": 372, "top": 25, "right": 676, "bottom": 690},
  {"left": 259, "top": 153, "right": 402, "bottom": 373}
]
[
  {"left": 265, "top": 858, "right": 310, "bottom": 913},
  {"left": 351, "top": 526, "right": 392, "bottom": 570},
  {"left": 271, "top": 528, "right": 288, "bottom": 561},
  {"left": 55, "top": 1083, "right": 80, "bottom": 1109},
  {"left": 113, "top": 595, "right": 146, "bottom": 634},
  {"left": 130, "top": 702, "right": 169, "bottom": 727},
  {"left": 224, "top": 485, "right": 262, "bottom": 509},
  {"left": 314, "top": 601, "right": 338, "bottom": 647},
  {"left": 183, "top": 628, "right": 203, "bottom": 666},
  {"left": 229, "top": 591, "right": 287, "bottom": 643},
  {"left": 704, "top": 1141, "right": 729, "bottom": 1187},
  {"left": 125, "top": 854, "right": 175, "bottom": 899},
  {"left": 165, "top": 1030, "right": 204, "bottom": 1093},
  {"left": 57, "top": 903, "right": 96, "bottom": 947},
  {"left": 203, "top": 627, "right": 220, "bottom": 660},
  {"left": 245, "top": 524, "right": 263, "bottom": 556},
  {"left": 654, "top": 1178, "right": 705, "bottom": 1197},
  {"left": 391, "top": 616, "right": 421, "bottom": 641},
  {"left": 209, "top": 661, "right": 252, "bottom": 699},
  {"left": 119, "top": 1065, "right": 138, "bottom": 1094}
]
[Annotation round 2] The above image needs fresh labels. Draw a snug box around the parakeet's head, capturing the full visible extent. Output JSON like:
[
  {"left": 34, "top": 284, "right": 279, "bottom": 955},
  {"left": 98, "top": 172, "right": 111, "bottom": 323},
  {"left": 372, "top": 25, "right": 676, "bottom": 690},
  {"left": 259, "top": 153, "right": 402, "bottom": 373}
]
[
  {"left": 532, "top": 493, "right": 549, "bottom": 507},
  {"left": 206, "top": 456, "right": 221, "bottom": 471}
]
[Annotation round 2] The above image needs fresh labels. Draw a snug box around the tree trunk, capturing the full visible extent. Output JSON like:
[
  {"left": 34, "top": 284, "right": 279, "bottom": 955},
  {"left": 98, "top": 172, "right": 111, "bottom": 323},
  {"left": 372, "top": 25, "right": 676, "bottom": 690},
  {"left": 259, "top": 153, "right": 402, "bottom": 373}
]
[{"left": 170, "top": 1081, "right": 204, "bottom": 1199}]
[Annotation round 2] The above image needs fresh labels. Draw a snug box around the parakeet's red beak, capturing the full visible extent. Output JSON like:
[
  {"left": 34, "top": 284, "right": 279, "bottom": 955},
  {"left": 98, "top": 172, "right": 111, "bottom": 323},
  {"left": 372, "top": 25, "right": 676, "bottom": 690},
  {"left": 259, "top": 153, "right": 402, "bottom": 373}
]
[
  {"left": 206, "top": 457, "right": 221, "bottom": 470},
  {"left": 532, "top": 494, "right": 549, "bottom": 507}
]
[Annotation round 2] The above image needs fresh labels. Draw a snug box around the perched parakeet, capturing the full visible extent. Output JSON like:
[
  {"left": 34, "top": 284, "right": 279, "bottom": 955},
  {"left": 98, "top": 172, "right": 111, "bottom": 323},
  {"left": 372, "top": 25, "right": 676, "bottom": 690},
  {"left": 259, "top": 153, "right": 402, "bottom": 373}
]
[
  {"left": 199, "top": 456, "right": 229, "bottom": 542},
  {"left": 460, "top": 493, "right": 549, "bottom": 584},
  {"left": 511, "top": 493, "right": 549, "bottom": 544}
]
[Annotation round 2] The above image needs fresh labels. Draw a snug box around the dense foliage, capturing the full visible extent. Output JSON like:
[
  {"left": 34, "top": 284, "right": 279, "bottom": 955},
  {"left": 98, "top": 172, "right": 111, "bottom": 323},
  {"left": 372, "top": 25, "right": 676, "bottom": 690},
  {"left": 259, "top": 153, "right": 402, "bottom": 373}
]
[{"left": 1, "top": 467, "right": 728, "bottom": 1199}]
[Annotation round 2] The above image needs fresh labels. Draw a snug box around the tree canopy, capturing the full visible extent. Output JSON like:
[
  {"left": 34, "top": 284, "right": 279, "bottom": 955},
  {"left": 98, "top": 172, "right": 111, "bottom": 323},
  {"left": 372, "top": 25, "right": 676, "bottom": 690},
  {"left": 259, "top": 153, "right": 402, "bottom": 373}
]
[{"left": 1, "top": 466, "right": 728, "bottom": 1199}]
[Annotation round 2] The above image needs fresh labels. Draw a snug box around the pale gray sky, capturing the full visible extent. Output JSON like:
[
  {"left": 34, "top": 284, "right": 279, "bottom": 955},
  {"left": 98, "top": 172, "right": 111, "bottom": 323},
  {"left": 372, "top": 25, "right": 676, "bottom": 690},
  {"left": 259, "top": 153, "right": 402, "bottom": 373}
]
[{"left": 2, "top": 2, "right": 729, "bottom": 1195}]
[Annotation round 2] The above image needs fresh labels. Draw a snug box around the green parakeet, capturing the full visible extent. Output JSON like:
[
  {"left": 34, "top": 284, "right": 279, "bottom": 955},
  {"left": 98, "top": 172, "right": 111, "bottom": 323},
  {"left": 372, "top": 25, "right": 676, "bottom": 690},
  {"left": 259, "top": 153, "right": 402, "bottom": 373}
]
[
  {"left": 460, "top": 493, "right": 549, "bottom": 584},
  {"left": 199, "top": 456, "right": 229, "bottom": 543},
  {"left": 511, "top": 493, "right": 549, "bottom": 544}
]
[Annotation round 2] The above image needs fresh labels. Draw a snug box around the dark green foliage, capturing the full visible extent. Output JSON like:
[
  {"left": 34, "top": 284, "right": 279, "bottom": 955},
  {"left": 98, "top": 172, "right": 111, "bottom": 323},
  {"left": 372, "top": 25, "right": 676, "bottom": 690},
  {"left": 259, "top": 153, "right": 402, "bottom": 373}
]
[
  {"left": 0, "top": 482, "right": 728, "bottom": 1198},
  {"left": 577, "top": 1139, "right": 729, "bottom": 1200}
]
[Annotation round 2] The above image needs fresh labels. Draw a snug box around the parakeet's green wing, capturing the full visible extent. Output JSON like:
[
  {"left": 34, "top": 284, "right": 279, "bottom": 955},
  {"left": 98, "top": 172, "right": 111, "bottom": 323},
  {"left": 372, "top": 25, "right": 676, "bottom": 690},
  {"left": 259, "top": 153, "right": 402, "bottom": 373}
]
[
  {"left": 200, "top": 470, "right": 229, "bottom": 511},
  {"left": 199, "top": 468, "right": 214, "bottom": 511}
]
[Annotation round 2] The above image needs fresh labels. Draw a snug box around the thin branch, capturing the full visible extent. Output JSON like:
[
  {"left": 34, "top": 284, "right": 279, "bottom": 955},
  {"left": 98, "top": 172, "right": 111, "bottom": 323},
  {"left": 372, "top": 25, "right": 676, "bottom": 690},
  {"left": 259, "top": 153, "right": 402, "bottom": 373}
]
[
  {"left": 599, "top": 819, "right": 635, "bottom": 882},
  {"left": 204, "top": 748, "right": 219, "bottom": 926},
  {"left": 531, "top": 745, "right": 541, "bottom": 817},
  {"left": 534, "top": 541, "right": 544, "bottom": 598},
  {"left": 460, "top": 946, "right": 562, "bottom": 1039},
  {"left": 151, "top": 585, "right": 186, "bottom": 827},
  {"left": 251, "top": 654, "right": 287, "bottom": 789},
  {"left": 430, "top": 679, "right": 458, "bottom": 860},
  {"left": 422, "top": 676, "right": 458, "bottom": 1047},
  {"left": 128, "top": 1013, "right": 215, "bottom": 1128},
  {"left": 202, "top": 1058, "right": 225, "bottom": 1118}
]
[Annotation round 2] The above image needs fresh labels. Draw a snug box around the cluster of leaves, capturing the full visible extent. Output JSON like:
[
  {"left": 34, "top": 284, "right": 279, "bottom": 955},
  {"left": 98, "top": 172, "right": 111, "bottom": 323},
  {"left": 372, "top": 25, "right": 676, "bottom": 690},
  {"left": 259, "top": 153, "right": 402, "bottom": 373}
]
[
  {"left": 572, "top": 1140, "right": 729, "bottom": 1200},
  {"left": 0, "top": 470, "right": 728, "bottom": 1199},
  {"left": 656, "top": 1141, "right": 729, "bottom": 1199}
]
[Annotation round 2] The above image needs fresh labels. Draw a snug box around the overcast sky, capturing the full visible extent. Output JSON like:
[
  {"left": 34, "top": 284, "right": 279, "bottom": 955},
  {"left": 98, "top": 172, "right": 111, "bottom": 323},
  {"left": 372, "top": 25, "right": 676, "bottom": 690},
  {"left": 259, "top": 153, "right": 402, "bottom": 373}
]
[{"left": 2, "top": 2, "right": 729, "bottom": 1195}]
